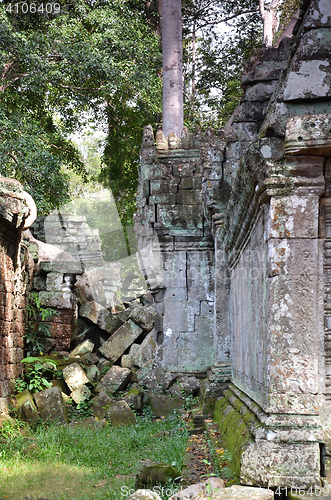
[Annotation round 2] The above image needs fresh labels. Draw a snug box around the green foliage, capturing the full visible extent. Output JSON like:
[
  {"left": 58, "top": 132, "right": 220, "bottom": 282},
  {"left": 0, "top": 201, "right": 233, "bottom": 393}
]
[
  {"left": 182, "top": 394, "right": 199, "bottom": 411},
  {"left": 75, "top": 398, "right": 93, "bottom": 418},
  {"left": 24, "top": 292, "right": 59, "bottom": 356},
  {"left": 0, "top": 0, "right": 162, "bottom": 218},
  {"left": 182, "top": 0, "right": 262, "bottom": 129},
  {"left": 0, "top": 418, "right": 27, "bottom": 442},
  {"left": 15, "top": 357, "right": 59, "bottom": 394},
  {"left": 0, "top": 413, "right": 188, "bottom": 499},
  {"left": 275, "top": 0, "right": 301, "bottom": 41}
]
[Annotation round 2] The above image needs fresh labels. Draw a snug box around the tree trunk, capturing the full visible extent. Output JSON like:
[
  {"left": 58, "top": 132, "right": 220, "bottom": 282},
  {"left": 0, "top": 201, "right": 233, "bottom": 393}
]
[
  {"left": 162, "top": 0, "right": 183, "bottom": 138},
  {"left": 259, "top": 0, "right": 279, "bottom": 47}
]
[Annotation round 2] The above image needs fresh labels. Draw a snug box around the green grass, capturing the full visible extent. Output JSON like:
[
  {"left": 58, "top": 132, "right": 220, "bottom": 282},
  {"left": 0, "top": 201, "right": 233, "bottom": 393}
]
[{"left": 0, "top": 415, "right": 188, "bottom": 500}]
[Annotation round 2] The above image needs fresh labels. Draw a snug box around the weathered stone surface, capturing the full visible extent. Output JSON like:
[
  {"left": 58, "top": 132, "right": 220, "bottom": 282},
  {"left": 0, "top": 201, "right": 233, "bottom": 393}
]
[
  {"left": 129, "top": 305, "right": 154, "bottom": 332},
  {"left": 139, "top": 367, "right": 165, "bottom": 392},
  {"left": 70, "top": 339, "right": 95, "bottom": 357},
  {"left": 16, "top": 390, "right": 39, "bottom": 424},
  {"left": 91, "top": 391, "right": 114, "bottom": 419},
  {"left": 121, "top": 343, "right": 140, "bottom": 368},
  {"left": 241, "top": 60, "right": 288, "bottom": 85},
  {"left": 285, "top": 114, "right": 331, "bottom": 155},
  {"left": 134, "top": 360, "right": 157, "bottom": 382},
  {"left": 132, "top": 329, "right": 158, "bottom": 368},
  {"left": 70, "top": 384, "right": 91, "bottom": 404},
  {"left": 243, "top": 81, "right": 277, "bottom": 102},
  {"left": 38, "top": 291, "right": 76, "bottom": 310},
  {"left": 149, "top": 395, "right": 184, "bottom": 417},
  {"left": 98, "top": 319, "right": 143, "bottom": 363},
  {"left": 169, "top": 376, "right": 200, "bottom": 397},
  {"left": 241, "top": 441, "right": 320, "bottom": 488},
  {"left": 37, "top": 336, "right": 56, "bottom": 354},
  {"left": 62, "top": 363, "right": 90, "bottom": 391},
  {"left": 45, "top": 272, "right": 63, "bottom": 292},
  {"left": 181, "top": 126, "right": 191, "bottom": 149},
  {"left": 136, "top": 460, "right": 180, "bottom": 488},
  {"left": 156, "top": 129, "right": 168, "bottom": 152},
  {"left": 82, "top": 352, "right": 99, "bottom": 366},
  {"left": 169, "top": 478, "right": 225, "bottom": 500},
  {"left": 96, "top": 365, "right": 132, "bottom": 395},
  {"left": 125, "top": 490, "right": 162, "bottom": 500},
  {"left": 106, "top": 400, "right": 136, "bottom": 426},
  {"left": 79, "top": 301, "right": 122, "bottom": 334},
  {"left": 34, "top": 387, "right": 68, "bottom": 424},
  {"left": 86, "top": 364, "right": 101, "bottom": 384},
  {"left": 124, "top": 394, "right": 142, "bottom": 411},
  {"left": 69, "top": 417, "right": 103, "bottom": 430},
  {"left": 200, "top": 366, "right": 231, "bottom": 413},
  {"left": 303, "top": 0, "right": 331, "bottom": 29},
  {"left": 283, "top": 59, "right": 331, "bottom": 101}
]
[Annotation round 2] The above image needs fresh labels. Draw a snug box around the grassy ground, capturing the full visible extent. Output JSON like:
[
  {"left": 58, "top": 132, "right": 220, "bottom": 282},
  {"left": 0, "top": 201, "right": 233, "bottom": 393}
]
[{"left": 0, "top": 415, "right": 188, "bottom": 500}]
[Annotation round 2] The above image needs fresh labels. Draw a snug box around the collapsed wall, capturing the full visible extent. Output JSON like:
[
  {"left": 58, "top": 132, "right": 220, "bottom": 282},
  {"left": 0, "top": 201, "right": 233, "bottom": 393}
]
[{"left": 0, "top": 177, "right": 36, "bottom": 413}]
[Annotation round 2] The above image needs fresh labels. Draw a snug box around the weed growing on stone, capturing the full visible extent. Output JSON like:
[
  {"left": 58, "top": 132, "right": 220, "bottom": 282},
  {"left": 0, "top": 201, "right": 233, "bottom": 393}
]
[
  {"left": 15, "top": 357, "right": 59, "bottom": 394},
  {"left": 0, "top": 413, "right": 188, "bottom": 499},
  {"left": 25, "top": 292, "right": 59, "bottom": 356}
]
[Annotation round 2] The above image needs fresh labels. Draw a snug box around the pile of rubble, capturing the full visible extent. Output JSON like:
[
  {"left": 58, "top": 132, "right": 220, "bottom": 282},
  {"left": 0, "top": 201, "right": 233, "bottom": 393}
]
[{"left": 15, "top": 303, "right": 203, "bottom": 425}]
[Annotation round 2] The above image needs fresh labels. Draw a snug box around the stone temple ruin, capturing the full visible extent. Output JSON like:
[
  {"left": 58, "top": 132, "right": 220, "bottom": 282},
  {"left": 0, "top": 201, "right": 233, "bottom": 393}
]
[{"left": 1, "top": 0, "right": 331, "bottom": 489}]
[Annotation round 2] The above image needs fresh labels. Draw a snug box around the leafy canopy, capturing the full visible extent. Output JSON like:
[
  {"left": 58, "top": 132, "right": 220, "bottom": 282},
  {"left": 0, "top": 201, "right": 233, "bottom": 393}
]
[{"left": 0, "top": 0, "right": 162, "bottom": 216}]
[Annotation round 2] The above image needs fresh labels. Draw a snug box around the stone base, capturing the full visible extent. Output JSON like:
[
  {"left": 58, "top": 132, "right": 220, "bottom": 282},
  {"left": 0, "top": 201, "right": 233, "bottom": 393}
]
[{"left": 213, "top": 384, "right": 322, "bottom": 488}]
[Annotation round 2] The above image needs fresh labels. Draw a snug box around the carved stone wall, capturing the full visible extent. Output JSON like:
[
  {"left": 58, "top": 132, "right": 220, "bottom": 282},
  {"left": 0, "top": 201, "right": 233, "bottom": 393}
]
[
  {"left": 136, "top": 0, "right": 331, "bottom": 487},
  {"left": 136, "top": 129, "right": 216, "bottom": 373},
  {"left": 214, "top": 0, "right": 331, "bottom": 487}
]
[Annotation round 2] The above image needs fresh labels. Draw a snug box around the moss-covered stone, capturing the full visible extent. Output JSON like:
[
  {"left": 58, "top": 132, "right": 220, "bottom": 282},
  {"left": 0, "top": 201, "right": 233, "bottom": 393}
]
[{"left": 213, "top": 389, "right": 258, "bottom": 481}]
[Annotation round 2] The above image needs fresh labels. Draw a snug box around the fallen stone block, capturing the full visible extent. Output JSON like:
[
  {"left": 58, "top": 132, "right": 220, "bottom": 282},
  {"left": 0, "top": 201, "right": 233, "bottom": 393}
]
[
  {"left": 91, "top": 391, "right": 114, "bottom": 419},
  {"left": 98, "top": 319, "right": 143, "bottom": 363},
  {"left": 70, "top": 339, "right": 94, "bottom": 357},
  {"left": 62, "top": 362, "right": 90, "bottom": 391},
  {"left": 106, "top": 400, "right": 136, "bottom": 426},
  {"left": 125, "top": 490, "right": 162, "bottom": 500},
  {"left": 124, "top": 394, "right": 142, "bottom": 411},
  {"left": 70, "top": 385, "right": 91, "bottom": 404},
  {"left": 168, "top": 478, "right": 225, "bottom": 500},
  {"left": 149, "top": 395, "right": 184, "bottom": 417},
  {"left": 96, "top": 365, "right": 132, "bottom": 395},
  {"left": 121, "top": 344, "right": 140, "bottom": 368},
  {"left": 51, "top": 379, "right": 71, "bottom": 396},
  {"left": 169, "top": 376, "right": 200, "bottom": 397},
  {"left": 34, "top": 387, "right": 68, "bottom": 424},
  {"left": 79, "top": 301, "right": 122, "bottom": 334},
  {"left": 82, "top": 352, "right": 99, "bottom": 365},
  {"left": 123, "top": 383, "right": 144, "bottom": 411},
  {"left": 136, "top": 459, "right": 180, "bottom": 488},
  {"left": 37, "top": 336, "right": 56, "bottom": 354},
  {"left": 16, "top": 390, "right": 39, "bottom": 425},
  {"left": 139, "top": 366, "right": 166, "bottom": 392},
  {"left": 129, "top": 305, "right": 155, "bottom": 332},
  {"left": 132, "top": 329, "right": 158, "bottom": 368},
  {"left": 134, "top": 359, "right": 156, "bottom": 382},
  {"left": 98, "top": 357, "right": 112, "bottom": 371},
  {"left": 86, "top": 364, "right": 101, "bottom": 384}
]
